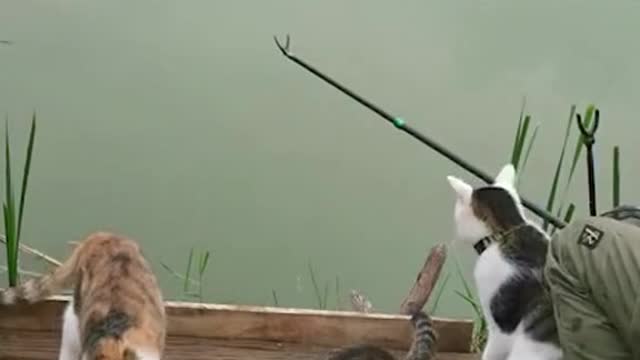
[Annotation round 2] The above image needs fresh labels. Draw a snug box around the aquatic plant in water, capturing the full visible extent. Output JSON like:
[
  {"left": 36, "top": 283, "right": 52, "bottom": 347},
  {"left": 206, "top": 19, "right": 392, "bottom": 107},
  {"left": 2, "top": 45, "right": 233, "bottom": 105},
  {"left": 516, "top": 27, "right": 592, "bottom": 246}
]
[
  {"left": 2, "top": 113, "right": 37, "bottom": 287},
  {"left": 161, "top": 247, "right": 211, "bottom": 302}
]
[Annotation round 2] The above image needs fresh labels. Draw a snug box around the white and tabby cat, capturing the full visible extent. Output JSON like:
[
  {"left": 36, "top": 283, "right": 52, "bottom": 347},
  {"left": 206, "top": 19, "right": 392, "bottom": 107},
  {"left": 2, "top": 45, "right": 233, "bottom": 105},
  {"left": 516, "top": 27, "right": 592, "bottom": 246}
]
[{"left": 446, "top": 163, "right": 562, "bottom": 360}]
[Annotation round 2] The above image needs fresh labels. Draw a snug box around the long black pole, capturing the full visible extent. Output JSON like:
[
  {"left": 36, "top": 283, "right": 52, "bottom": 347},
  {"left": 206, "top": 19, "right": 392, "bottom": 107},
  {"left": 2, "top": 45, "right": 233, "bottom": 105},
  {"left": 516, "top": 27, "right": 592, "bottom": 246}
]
[{"left": 273, "top": 35, "right": 565, "bottom": 229}]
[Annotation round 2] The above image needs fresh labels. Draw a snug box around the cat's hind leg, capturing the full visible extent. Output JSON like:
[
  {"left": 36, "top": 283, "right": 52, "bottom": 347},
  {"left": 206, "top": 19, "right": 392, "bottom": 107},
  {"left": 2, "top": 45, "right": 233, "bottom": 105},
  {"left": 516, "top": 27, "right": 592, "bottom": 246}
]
[
  {"left": 133, "top": 349, "right": 162, "bottom": 360},
  {"left": 58, "top": 300, "right": 82, "bottom": 360},
  {"left": 505, "top": 334, "right": 562, "bottom": 360},
  {"left": 481, "top": 329, "right": 512, "bottom": 360}
]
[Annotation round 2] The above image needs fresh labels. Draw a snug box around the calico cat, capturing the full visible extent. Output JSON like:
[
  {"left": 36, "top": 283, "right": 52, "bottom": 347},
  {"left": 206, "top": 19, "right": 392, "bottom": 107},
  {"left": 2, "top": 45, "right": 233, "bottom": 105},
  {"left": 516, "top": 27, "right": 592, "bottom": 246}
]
[
  {"left": 446, "top": 164, "right": 562, "bottom": 360},
  {"left": 326, "top": 310, "right": 437, "bottom": 360},
  {"left": 0, "top": 231, "right": 166, "bottom": 360}
]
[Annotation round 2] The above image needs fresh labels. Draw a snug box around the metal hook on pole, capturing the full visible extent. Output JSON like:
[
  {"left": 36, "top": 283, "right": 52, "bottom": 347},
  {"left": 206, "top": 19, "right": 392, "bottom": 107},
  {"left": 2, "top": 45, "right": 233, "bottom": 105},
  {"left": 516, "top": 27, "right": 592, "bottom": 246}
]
[
  {"left": 272, "top": 34, "right": 566, "bottom": 229},
  {"left": 576, "top": 109, "right": 600, "bottom": 216}
]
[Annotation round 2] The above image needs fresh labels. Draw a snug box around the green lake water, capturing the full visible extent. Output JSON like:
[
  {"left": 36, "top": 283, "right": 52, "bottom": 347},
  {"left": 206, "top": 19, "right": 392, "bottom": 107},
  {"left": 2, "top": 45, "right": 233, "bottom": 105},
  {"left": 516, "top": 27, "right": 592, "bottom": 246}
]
[{"left": 1, "top": 0, "right": 639, "bottom": 319}]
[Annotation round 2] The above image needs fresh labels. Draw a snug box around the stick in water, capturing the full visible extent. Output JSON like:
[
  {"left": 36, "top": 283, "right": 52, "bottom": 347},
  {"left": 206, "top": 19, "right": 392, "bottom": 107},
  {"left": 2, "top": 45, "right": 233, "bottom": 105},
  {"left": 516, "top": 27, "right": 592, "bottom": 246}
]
[
  {"left": 400, "top": 243, "right": 447, "bottom": 315},
  {"left": 0, "top": 235, "right": 61, "bottom": 267}
]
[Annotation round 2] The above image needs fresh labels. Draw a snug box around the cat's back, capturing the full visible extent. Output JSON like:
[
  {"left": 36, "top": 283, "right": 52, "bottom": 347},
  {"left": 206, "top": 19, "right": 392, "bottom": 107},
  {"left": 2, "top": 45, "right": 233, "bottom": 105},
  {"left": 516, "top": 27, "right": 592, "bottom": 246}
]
[
  {"left": 501, "top": 224, "right": 549, "bottom": 269},
  {"left": 75, "top": 232, "right": 163, "bottom": 303},
  {"left": 74, "top": 232, "right": 166, "bottom": 354}
]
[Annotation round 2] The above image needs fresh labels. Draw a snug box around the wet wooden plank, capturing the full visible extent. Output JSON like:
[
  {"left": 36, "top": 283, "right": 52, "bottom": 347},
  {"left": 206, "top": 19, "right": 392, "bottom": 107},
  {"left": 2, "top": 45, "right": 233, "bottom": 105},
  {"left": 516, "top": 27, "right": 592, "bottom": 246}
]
[{"left": 0, "top": 330, "right": 478, "bottom": 360}]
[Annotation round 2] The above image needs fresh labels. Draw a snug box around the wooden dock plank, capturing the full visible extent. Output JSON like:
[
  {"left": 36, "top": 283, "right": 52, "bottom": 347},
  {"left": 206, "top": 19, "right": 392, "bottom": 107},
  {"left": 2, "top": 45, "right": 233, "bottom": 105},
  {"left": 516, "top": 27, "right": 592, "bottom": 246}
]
[
  {"left": 0, "top": 296, "right": 477, "bottom": 359},
  {"left": 0, "top": 330, "right": 478, "bottom": 360}
]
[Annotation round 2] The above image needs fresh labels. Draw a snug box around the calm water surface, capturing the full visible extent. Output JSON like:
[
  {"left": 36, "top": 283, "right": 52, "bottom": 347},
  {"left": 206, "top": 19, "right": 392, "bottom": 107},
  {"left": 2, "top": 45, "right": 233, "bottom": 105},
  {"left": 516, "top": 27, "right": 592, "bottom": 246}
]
[{"left": 1, "top": 0, "right": 639, "bottom": 318}]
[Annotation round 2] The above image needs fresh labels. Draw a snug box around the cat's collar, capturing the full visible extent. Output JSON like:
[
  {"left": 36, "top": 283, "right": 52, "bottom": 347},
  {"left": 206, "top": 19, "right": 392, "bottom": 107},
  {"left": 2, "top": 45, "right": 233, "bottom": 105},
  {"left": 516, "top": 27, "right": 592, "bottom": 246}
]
[
  {"left": 473, "top": 223, "right": 527, "bottom": 255},
  {"left": 473, "top": 236, "right": 494, "bottom": 255}
]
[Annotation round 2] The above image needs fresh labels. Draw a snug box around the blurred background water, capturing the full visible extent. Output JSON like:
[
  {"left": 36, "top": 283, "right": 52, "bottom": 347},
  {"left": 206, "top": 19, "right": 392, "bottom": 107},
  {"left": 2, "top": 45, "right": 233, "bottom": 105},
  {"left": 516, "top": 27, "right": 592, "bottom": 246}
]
[{"left": 1, "top": 0, "right": 638, "bottom": 318}]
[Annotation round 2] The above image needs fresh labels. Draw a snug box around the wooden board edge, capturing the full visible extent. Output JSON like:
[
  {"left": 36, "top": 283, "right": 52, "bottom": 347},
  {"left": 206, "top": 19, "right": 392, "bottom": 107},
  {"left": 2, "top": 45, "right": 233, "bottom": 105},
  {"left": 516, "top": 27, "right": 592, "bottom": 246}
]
[
  {"left": 40, "top": 295, "right": 473, "bottom": 323},
  {"left": 0, "top": 295, "right": 474, "bottom": 353}
]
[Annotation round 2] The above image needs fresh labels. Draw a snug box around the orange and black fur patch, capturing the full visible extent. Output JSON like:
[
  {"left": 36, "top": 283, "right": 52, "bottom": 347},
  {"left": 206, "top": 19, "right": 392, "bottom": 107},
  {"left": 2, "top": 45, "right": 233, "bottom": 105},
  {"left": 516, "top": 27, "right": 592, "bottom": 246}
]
[{"left": 1, "top": 231, "right": 166, "bottom": 360}]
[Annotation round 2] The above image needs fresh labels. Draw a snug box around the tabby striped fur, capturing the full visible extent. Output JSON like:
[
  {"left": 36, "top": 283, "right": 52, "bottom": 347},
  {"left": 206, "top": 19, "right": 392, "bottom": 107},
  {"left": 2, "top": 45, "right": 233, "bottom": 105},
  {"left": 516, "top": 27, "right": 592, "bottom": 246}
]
[{"left": 327, "top": 310, "right": 437, "bottom": 360}]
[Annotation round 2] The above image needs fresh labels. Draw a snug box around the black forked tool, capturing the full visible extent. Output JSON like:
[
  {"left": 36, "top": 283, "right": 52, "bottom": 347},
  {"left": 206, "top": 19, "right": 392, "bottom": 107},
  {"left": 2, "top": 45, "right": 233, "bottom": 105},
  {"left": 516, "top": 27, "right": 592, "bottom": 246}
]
[
  {"left": 273, "top": 34, "right": 567, "bottom": 229},
  {"left": 576, "top": 109, "right": 600, "bottom": 216}
]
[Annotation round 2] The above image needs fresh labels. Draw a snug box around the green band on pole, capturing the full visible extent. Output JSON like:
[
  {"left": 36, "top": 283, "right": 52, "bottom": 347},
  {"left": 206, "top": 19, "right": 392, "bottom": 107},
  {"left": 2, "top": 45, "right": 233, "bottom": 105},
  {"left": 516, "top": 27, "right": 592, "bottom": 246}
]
[{"left": 392, "top": 117, "right": 406, "bottom": 129}]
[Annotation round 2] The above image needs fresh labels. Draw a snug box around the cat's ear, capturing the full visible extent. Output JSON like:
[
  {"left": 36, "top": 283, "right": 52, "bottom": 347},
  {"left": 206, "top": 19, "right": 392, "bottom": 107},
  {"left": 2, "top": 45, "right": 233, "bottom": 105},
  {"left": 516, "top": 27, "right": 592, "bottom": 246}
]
[
  {"left": 447, "top": 176, "right": 473, "bottom": 202},
  {"left": 494, "top": 163, "right": 516, "bottom": 188}
]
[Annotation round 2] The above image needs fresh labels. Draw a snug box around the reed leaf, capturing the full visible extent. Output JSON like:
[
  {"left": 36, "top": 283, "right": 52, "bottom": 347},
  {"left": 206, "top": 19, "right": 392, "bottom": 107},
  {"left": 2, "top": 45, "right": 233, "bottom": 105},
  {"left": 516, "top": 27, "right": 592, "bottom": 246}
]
[
  {"left": 454, "top": 284, "right": 486, "bottom": 352},
  {"left": 335, "top": 276, "right": 341, "bottom": 310},
  {"left": 198, "top": 250, "right": 211, "bottom": 276},
  {"left": 511, "top": 97, "right": 527, "bottom": 168},
  {"left": 564, "top": 203, "right": 576, "bottom": 223},
  {"left": 511, "top": 115, "right": 531, "bottom": 171},
  {"left": 4, "top": 119, "right": 18, "bottom": 286},
  {"left": 307, "top": 260, "right": 323, "bottom": 308},
  {"left": 429, "top": 271, "right": 450, "bottom": 314},
  {"left": 3, "top": 203, "right": 17, "bottom": 286},
  {"left": 455, "top": 290, "right": 481, "bottom": 316},
  {"left": 2, "top": 114, "right": 38, "bottom": 286},
  {"left": 542, "top": 105, "right": 575, "bottom": 231},
  {"left": 17, "top": 113, "right": 36, "bottom": 240},
  {"left": 613, "top": 146, "right": 620, "bottom": 208},
  {"left": 184, "top": 248, "right": 194, "bottom": 293},
  {"left": 159, "top": 262, "right": 200, "bottom": 287},
  {"left": 453, "top": 258, "right": 482, "bottom": 319},
  {"left": 517, "top": 123, "right": 539, "bottom": 181},
  {"left": 322, "top": 281, "right": 329, "bottom": 309}
]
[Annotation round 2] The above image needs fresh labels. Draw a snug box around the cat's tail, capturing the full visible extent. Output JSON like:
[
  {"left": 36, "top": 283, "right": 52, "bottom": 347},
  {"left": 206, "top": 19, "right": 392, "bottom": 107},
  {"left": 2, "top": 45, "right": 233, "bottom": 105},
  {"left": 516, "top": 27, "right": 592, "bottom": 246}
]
[
  {"left": 404, "top": 311, "right": 438, "bottom": 360},
  {"left": 0, "top": 240, "right": 84, "bottom": 305}
]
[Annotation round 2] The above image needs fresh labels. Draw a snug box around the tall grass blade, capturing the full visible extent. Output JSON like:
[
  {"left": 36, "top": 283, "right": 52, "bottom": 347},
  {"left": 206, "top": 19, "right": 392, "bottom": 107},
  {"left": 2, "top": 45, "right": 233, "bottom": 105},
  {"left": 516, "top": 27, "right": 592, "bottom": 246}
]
[
  {"left": 307, "top": 260, "right": 323, "bottom": 308},
  {"left": 3, "top": 204, "right": 17, "bottom": 286},
  {"left": 542, "top": 105, "right": 576, "bottom": 231},
  {"left": 184, "top": 248, "right": 194, "bottom": 293},
  {"left": 272, "top": 289, "right": 279, "bottom": 306},
  {"left": 322, "top": 281, "right": 329, "bottom": 309},
  {"left": 199, "top": 250, "right": 210, "bottom": 275},
  {"left": 517, "top": 124, "right": 539, "bottom": 181},
  {"left": 550, "top": 202, "right": 576, "bottom": 237},
  {"left": 564, "top": 203, "right": 576, "bottom": 223},
  {"left": 335, "top": 276, "right": 341, "bottom": 310},
  {"left": 159, "top": 262, "right": 199, "bottom": 287},
  {"left": 454, "top": 290, "right": 482, "bottom": 318},
  {"left": 454, "top": 265, "right": 481, "bottom": 315},
  {"left": 511, "top": 99, "right": 527, "bottom": 168},
  {"left": 4, "top": 119, "right": 18, "bottom": 286},
  {"left": 429, "top": 272, "right": 450, "bottom": 314},
  {"left": 453, "top": 257, "right": 474, "bottom": 300},
  {"left": 453, "top": 255, "right": 487, "bottom": 350},
  {"left": 613, "top": 146, "right": 620, "bottom": 208},
  {"left": 512, "top": 115, "right": 531, "bottom": 171},
  {"left": 17, "top": 113, "right": 36, "bottom": 240}
]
